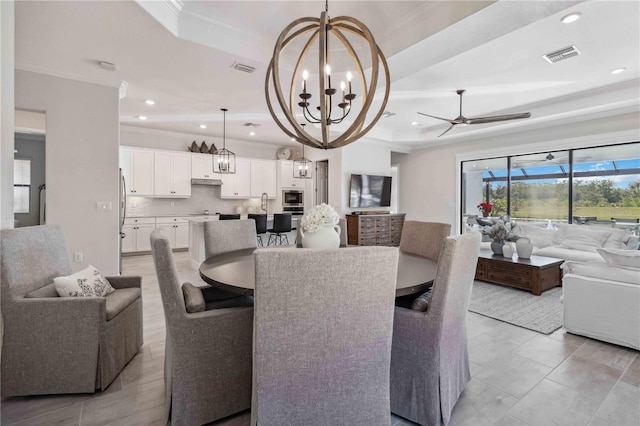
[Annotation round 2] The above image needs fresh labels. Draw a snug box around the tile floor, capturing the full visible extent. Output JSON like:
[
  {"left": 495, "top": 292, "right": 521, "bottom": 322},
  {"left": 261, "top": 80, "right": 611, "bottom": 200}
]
[{"left": 1, "top": 251, "right": 638, "bottom": 425}]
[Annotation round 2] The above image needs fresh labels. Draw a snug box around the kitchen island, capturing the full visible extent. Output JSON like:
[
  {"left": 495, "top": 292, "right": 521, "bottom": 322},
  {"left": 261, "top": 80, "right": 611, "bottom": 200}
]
[{"left": 188, "top": 215, "right": 299, "bottom": 269}]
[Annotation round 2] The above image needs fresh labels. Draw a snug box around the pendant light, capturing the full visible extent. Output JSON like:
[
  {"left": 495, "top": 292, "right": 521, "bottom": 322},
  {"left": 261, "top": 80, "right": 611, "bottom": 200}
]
[
  {"left": 213, "top": 108, "right": 235, "bottom": 174},
  {"left": 293, "top": 124, "right": 312, "bottom": 179}
]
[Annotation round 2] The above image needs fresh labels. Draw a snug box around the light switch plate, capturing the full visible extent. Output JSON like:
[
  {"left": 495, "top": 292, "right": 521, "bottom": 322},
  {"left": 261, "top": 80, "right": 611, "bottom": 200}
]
[{"left": 97, "top": 201, "right": 112, "bottom": 211}]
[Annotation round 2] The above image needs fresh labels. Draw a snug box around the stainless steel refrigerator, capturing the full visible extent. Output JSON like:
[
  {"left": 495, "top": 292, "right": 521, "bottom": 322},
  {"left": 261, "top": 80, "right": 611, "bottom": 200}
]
[{"left": 119, "top": 168, "right": 127, "bottom": 273}]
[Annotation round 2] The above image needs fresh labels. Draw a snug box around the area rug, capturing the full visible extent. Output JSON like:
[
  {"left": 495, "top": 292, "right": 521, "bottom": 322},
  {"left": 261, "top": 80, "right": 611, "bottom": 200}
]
[{"left": 468, "top": 281, "right": 563, "bottom": 335}]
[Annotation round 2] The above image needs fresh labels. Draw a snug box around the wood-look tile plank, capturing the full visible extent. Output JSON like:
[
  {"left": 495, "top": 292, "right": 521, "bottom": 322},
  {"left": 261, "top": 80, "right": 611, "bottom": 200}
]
[{"left": 508, "top": 378, "right": 598, "bottom": 426}]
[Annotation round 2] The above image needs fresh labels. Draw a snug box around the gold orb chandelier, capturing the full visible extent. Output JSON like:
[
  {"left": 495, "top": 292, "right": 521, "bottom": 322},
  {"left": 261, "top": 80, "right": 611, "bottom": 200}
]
[{"left": 265, "top": 0, "right": 390, "bottom": 149}]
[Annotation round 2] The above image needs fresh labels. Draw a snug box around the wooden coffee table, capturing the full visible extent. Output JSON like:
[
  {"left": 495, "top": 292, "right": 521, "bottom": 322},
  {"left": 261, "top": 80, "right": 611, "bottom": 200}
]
[{"left": 475, "top": 249, "right": 564, "bottom": 296}]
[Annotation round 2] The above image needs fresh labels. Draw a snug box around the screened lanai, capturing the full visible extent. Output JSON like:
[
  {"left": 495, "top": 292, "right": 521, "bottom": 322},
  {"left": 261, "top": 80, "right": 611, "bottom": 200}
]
[{"left": 461, "top": 141, "right": 640, "bottom": 233}]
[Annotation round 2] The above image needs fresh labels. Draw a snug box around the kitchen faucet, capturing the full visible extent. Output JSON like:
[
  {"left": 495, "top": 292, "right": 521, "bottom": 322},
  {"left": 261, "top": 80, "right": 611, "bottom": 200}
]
[{"left": 261, "top": 192, "right": 268, "bottom": 215}]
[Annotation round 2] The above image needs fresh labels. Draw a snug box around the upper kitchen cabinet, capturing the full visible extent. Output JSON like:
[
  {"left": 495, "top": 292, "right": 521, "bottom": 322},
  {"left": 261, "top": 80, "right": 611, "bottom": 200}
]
[
  {"left": 279, "top": 160, "right": 311, "bottom": 189},
  {"left": 220, "top": 158, "right": 251, "bottom": 198},
  {"left": 250, "top": 159, "right": 277, "bottom": 198},
  {"left": 154, "top": 151, "right": 192, "bottom": 197},
  {"left": 191, "top": 153, "right": 220, "bottom": 180},
  {"left": 120, "top": 147, "right": 154, "bottom": 196}
]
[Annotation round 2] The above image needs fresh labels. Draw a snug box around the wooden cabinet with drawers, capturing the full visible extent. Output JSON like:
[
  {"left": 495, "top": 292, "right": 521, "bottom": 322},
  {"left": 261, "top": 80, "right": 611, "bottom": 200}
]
[{"left": 346, "top": 213, "right": 405, "bottom": 247}]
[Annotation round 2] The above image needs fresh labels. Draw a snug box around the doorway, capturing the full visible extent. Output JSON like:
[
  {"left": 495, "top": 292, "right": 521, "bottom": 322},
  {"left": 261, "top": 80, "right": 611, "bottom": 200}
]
[
  {"left": 315, "top": 160, "right": 328, "bottom": 205},
  {"left": 13, "top": 110, "right": 47, "bottom": 228}
]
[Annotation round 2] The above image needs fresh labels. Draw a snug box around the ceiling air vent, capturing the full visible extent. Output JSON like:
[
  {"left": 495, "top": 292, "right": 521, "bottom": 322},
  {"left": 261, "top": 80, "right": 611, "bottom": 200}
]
[
  {"left": 231, "top": 62, "right": 256, "bottom": 73},
  {"left": 243, "top": 122, "right": 260, "bottom": 127},
  {"left": 543, "top": 45, "right": 581, "bottom": 64}
]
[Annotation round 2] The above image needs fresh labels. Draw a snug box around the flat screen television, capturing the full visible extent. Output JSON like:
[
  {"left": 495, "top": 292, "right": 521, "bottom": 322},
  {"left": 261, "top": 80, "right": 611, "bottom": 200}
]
[{"left": 349, "top": 174, "right": 392, "bottom": 208}]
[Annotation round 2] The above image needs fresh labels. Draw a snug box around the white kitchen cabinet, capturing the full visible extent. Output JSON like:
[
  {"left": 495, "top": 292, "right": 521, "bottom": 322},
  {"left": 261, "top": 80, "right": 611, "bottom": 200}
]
[
  {"left": 122, "top": 217, "right": 156, "bottom": 253},
  {"left": 280, "top": 160, "right": 310, "bottom": 189},
  {"left": 154, "top": 152, "right": 192, "bottom": 197},
  {"left": 250, "top": 159, "right": 277, "bottom": 198},
  {"left": 220, "top": 158, "right": 251, "bottom": 198},
  {"left": 191, "top": 153, "right": 220, "bottom": 180},
  {"left": 120, "top": 147, "right": 154, "bottom": 195},
  {"left": 156, "top": 216, "right": 190, "bottom": 249}
]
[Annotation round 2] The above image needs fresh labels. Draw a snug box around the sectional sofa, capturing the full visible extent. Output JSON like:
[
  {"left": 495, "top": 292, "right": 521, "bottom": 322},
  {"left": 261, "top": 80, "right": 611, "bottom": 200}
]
[{"left": 480, "top": 222, "right": 638, "bottom": 262}]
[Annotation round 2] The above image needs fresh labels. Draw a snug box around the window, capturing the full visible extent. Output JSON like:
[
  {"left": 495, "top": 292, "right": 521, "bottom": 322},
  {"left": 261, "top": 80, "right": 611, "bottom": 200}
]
[
  {"left": 14, "top": 158, "right": 31, "bottom": 214},
  {"left": 461, "top": 141, "right": 640, "bottom": 230}
]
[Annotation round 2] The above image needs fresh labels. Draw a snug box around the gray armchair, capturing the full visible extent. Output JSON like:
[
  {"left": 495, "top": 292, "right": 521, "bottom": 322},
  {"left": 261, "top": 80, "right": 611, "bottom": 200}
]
[
  {"left": 399, "top": 220, "right": 451, "bottom": 261},
  {"left": 252, "top": 246, "right": 399, "bottom": 425},
  {"left": 0, "top": 224, "right": 143, "bottom": 397},
  {"left": 150, "top": 230, "right": 253, "bottom": 426},
  {"left": 390, "top": 232, "right": 481, "bottom": 426}
]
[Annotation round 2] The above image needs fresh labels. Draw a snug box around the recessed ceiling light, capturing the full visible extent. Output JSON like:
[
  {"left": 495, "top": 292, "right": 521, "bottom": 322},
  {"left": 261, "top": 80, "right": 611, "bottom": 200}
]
[
  {"left": 137, "top": 115, "right": 147, "bottom": 120},
  {"left": 610, "top": 67, "right": 626, "bottom": 75},
  {"left": 144, "top": 99, "right": 155, "bottom": 105},
  {"left": 249, "top": 132, "right": 256, "bottom": 136},
  {"left": 290, "top": 138, "right": 296, "bottom": 142},
  {"left": 410, "top": 121, "right": 418, "bottom": 126},
  {"left": 199, "top": 124, "right": 207, "bottom": 129},
  {"left": 561, "top": 12, "right": 581, "bottom": 24},
  {"left": 472, "top": 165, "right": 476, "bottom": 168}
]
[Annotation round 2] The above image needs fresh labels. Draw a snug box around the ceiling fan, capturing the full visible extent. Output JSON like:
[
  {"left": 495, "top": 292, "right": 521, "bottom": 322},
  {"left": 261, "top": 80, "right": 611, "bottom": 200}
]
[{"left": 417, "top": 89, "right": 531, "bottom": 137}]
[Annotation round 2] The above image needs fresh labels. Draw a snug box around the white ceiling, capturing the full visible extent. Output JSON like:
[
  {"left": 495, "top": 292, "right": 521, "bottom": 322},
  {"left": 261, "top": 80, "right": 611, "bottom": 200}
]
[{"left": 14, "top": 1, "right": 640, "bottom": 150}]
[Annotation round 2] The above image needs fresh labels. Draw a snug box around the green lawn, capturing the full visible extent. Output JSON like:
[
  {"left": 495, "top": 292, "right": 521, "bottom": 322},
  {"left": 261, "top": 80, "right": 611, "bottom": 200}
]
[{"left": 495, "top": 206, "right": 640, "bottom": 221}]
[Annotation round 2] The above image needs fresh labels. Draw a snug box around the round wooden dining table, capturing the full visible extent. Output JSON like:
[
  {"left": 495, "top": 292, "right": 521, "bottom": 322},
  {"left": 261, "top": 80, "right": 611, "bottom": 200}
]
[{"left": 199, "top": 247, "right": 438, "bottom": 297}]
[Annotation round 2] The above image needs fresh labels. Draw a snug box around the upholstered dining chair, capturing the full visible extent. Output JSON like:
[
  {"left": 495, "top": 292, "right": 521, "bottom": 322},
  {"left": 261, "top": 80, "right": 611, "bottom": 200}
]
[
  {"left": 399, "top": 220, "right": 452, "bottom": 261},
  {"left": 204, "top": 219, "right": 257, "bottom": 258},
  {"left": 390, "top": 232, "right": 481, "bottom": 426},
  {"left": 150, "top": 230, "right": 253, "bottom": 426},
  {"left": 0, "top": 224, "right": 143, "bottom": 397},
  {"left": 252, "top": 246, "right": 399, "bottom": 425}
]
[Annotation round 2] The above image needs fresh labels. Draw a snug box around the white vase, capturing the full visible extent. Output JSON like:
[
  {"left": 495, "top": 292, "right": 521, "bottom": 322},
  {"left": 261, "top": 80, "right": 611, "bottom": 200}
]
[
  {"left": 300, "top": 224, "right": 341, "bottom": 249},
  {"left": 502, "top": 243, "right": 514, "bottom": 258},
  {"left": 516, "top": 236, "right": 534, "bottom": 259}
]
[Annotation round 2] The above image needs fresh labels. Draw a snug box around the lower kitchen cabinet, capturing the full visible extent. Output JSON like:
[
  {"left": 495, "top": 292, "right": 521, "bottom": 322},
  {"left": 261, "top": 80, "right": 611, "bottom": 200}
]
[
  {"left": 122, "top": 217, "right": 156, "bottom": 253},
  {"left": 155, "top": 217, "right": 190, "bottom": 249},
  {"left": 122, "top": 216, "right": 189, "bottom": 253}
]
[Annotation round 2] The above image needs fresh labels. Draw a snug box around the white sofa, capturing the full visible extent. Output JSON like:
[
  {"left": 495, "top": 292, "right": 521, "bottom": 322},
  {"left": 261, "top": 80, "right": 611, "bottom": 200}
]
[
  {"left": 478, "top": 222, "right": 638, "bottom": 262},
  {"left": 562, "top": 259, "right": 640, "bottom": 350}
]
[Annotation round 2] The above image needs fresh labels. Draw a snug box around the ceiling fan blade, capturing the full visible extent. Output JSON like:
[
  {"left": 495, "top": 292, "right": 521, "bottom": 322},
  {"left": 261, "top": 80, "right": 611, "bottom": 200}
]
[
  {"left": 417, "top": 112, "right": 456, "bottom": 124},
  {"left": 437, "top": 124, "right": 455, "bottom": 138},
  {"left": 465, "top": 112, "right": 531, "bottom": 124}
]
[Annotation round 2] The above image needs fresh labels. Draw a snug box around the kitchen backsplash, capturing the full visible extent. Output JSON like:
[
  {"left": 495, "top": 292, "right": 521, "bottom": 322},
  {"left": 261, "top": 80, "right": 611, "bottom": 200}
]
[{"left": 126, "top": 185, "right": 277, "bottom": 216}]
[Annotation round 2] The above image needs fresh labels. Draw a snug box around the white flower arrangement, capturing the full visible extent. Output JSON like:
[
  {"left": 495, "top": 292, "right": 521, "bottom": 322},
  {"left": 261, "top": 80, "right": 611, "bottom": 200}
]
[{"left": 301, "top": 203, "right": 339, "bottom": 233}]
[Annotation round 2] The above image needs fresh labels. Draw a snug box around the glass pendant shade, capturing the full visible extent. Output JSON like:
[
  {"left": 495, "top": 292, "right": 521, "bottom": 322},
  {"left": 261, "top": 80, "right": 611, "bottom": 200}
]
[
  {"left": 293, "top": 143, "right": 312, "bottom": 179},
  {"left": 212, "top": 108, "right": 236, "bottom": 174}
]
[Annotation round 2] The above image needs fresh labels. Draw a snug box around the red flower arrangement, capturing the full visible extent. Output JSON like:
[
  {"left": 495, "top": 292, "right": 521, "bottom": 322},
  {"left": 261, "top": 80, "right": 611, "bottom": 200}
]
[{"left": 477, "top": 202, "right": 493, "bottom": 218}]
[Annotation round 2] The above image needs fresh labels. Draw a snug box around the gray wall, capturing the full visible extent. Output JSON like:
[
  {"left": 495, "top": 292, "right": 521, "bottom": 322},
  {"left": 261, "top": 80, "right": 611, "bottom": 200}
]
[
  {"left": 14, "top": 133, "right": 45, "bottom": 227},
  {"left": 16, "top": 70, "right": 121, "bottom": 275}
]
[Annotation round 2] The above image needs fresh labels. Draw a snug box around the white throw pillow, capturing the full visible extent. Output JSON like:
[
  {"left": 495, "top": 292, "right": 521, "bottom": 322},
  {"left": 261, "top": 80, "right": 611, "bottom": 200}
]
[
  {"left": 556, "top": 225, "right": 611, "bottom": 252},
  {"left": 516, "top": 223, "right": 556, "bottom": 248},
  {"left": 597, "top": 248, "right": 640, "bottom": 269},
  {"left": 54, "top": 265, "right": 115, "bottom": 297},
  {"left": 603, "top": 228, "right": 632, "bottom": 249}
]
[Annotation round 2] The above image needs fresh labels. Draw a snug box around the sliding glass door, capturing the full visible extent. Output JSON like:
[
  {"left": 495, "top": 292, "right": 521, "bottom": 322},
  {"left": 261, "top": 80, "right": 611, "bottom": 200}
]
[{"left": 460, "top": 141, "right": 640, "bottom": 232}]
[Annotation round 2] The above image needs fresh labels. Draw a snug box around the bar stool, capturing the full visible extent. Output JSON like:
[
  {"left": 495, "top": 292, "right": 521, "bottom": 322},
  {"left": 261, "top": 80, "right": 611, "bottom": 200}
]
[
  {"left": 267, "top": 214, "right": 292, "bottom": 245},
  {"left": 219, "top": 214, "right": 240, "bottom": 220},
  {"left": 248, "top": 214, "right": 268, "bottom": 247}
]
